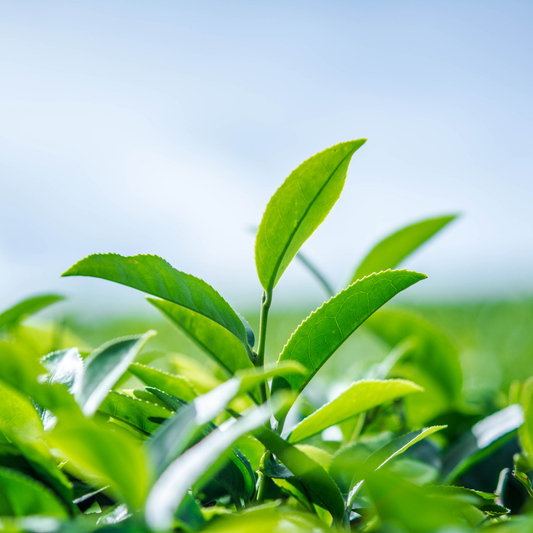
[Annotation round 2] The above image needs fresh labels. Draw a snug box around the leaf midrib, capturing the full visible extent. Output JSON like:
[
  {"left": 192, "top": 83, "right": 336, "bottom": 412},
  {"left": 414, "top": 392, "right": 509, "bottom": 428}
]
[{"left": 265, "top": 149, "right": 355, "bottom": 291}]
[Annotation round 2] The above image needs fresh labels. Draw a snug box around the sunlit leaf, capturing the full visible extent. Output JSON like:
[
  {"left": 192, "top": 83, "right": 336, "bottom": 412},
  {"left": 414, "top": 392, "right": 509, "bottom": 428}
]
[
  {"left": 347, "top": 426, "right": 446, "bottom": 508},
  {"left": 255, "top": 140, "right": 366, "bottom": 292},
  {"left": 289, "top": 379, "right": 422, "bottom": 443},
  {"left": 48, "top": 416, "right": 151, "bottom": 509},
  {"left": 366, "top": 310, "right": 462, "bottom": 424},
  {"left": 272, "top": 270, "right": 426, "bottom": 411},
  {"left": 0, "top": 381, "right": 74, "bottom": 510},
  {"left": 350, "top": 215, "right": 457, "bottom": 283}
]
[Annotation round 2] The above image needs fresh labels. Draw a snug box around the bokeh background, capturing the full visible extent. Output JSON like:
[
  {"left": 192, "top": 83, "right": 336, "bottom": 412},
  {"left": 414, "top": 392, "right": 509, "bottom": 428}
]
[{"left": 1, "top": 1, "right": 533, "bottom": 398}]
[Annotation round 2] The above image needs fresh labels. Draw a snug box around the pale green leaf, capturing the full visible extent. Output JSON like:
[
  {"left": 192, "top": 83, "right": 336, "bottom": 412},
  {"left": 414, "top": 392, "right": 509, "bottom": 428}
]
[
  {"left": 62, "top": 253, "right": 251, "bottom": 353},
  {"left": 272, "top": 270, "right": 426, "bottom": 401},
  {"left": 289, "top": 379, "right": 423, "bottom": 443},
  {"left": 200, "top": 506, "right": 330, "bottom": 533},
  {"left": 0, "top": 342, "right": 78, "bottom": 415},
  {"left": 48, "top": 416, "right": 151, "bottom": 509},
  {"left": 0, "top": 294, "right": 64, "bottom": 330},
  {"left": 365, "top": 310, "right": 463, "bottom": 424},
  {"left": 255, "top": 140, "right": 366, "bottom": 292},
  {"left": 128, "top": 363, "right": 197, "bottom": 402},
  {"left": 76, "top": 331, "right": 156, "bottom": 416},
  {"left": 148, "top": 298, "right": 254, "bottom": 375},
  {"left": 350, "top": 215, "right": 457, "bottom": 283},
  {"left": 347, "top": 426, "right": 446, "bottom": 508},
  {"left": 0, "top": 382, "right": 74, "bottom": 510}
]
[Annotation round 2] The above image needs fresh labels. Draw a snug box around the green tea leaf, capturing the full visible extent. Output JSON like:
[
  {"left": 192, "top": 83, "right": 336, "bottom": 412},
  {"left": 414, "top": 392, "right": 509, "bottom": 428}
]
[
  {"left": 519, "top": 377, "right": 533, "bottom": 462},
  {"left": 272, "top": 270, "right": 426, "bottom": 402},
  {"left": 0, "top": 294, "right": 64, "bottom": 330},
  {"left": 99, "top": 391, "right": 173, "bottom": 435},
  {"left": 62, "top": 253, "right": 251, "bottom": 353},
  {"left": 0, "top": 467, "right": 68, "bottom": 517},
  {"left": 289, "top": 379, "right": 422, "bottom": 443},
  {"left": 145, "top": 403, "right": 271, "bottom": 531},
  {"left": 129, "top": 363, "right": 197, "bottom": 402},
  {"left": 255, "top": 140, "right": 366, "bottom": 292},
  {"left": 148, "top": 378, "right": 244, "bottom": 475},
  {"left": 148, "top": 299, "right": 254, "bottom": 375},
  {"left": 366, "top": 310, "right": 462, "bottom": 424},
  {"left": 200, "top": 506, "right": 331, "bottom": 533},
  {"left": 254, "top": 427, "right": 345, "bottom": 525},
  {"left": 175, "top": 491, "right": 205, "bottom": 532},
  {"left": 76, "top": 331, "right": 156, "bottom": 416},
  {"left": 365, "top": 468, "right": 473, "bottom": 532},
  {"left": 48, "top": 417, "right": 151, "bottom": 509},
  {"left": 0, "top": 342, "right": 78, "bottom": 415},
  {"left": 347, "top": 426, "right": 446, "bottom": 508},
  {"left": 39, "top": 347, "right": 84, "bottom": 430},
  {"left": 0, "top": 382, "right": 74, "bottom": 510},
  {"left": 350, "top": 215, "right": 457, "bottom": 283},
  {"left": 513, "top": 453, "right": 533, "bottom": 498},
  {"left": 365, "top": 426, "right": 446, "bottom": 473}
]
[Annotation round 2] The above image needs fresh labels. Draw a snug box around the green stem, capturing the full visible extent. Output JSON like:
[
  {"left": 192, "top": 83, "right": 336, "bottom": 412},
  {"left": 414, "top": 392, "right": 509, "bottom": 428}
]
[
  {"left": 296, "top": 251, "right": 335, "bottom": 298},
  {"left": 255, "top": 290, "right": 273, "bottom": 502},
  {"left": 255, "top": 450, "right": 271, "bottom": 502},
  {"left": 255, "top": 289, "right": 272, "bottom": 404}
]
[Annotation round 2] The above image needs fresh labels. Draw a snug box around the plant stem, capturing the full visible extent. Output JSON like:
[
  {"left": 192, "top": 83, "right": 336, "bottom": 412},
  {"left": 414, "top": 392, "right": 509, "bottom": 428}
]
[
  {"left": 296, "top": 251, "right": 335, "bottom": 298},
  {"left": 255, "top": 450, "right": 271, "bottom": 502},
  {"left": 255, "top": 289, "right": 272, "bottom": 404},
  {"left": 255, "top": 289, "right": 272, "bottom": 502}
]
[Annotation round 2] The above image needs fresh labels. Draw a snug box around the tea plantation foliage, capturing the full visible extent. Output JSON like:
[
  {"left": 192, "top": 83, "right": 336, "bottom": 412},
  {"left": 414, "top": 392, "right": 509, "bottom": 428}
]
[{"left": 1, "top": 141, "right": 533, "bottom": 532}]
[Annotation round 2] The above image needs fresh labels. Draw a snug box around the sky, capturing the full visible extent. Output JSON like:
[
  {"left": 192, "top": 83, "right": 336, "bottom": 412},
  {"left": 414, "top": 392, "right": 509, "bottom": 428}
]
[{"left": 0, "top": 1, "right": 532, "bottom": 318}]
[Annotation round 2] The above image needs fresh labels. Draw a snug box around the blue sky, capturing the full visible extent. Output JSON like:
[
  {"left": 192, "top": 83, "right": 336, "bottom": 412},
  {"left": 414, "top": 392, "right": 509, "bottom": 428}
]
[{"left": 1, "top": 1, "right": 532, "bottom": 316}]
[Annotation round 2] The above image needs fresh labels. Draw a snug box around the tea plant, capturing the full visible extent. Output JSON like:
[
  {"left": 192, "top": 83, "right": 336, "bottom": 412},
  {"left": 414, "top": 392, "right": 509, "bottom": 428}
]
[{"left": 1, "top": 140, "right": 533, "bottom": 532}]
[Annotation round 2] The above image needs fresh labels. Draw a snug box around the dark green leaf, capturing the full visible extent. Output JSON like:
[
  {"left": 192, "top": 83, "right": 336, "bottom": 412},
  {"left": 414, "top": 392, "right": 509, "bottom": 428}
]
[
  {"left": 145, "top": 403, "right": 271, "bottom": 531},
  {"left": 254, "top": 427, "right": 345, "bottom": 525},
  {"left": 98, "top": 391, "right": 173, "bottom": 434},
  {"left": 350, "top": 215, "right": 457, "bottom": 283},
  {"left": 175, "top": 492, "right": 205, "bottom": 532},
  {"left": 0, "top": 467, "right": 68, "bottom": 517},
  {"left": 443, "top": 404, "right": 524, "bottom": 483},
  {"left": 62, "top": 253, "right": 252, "bottom": 354},
  {"left": 272, "top": 270, "right": 426, "bottom": 403},
  {"left": 255, "top": 140, "right": 366, "bottom": 292},
  {"left": 149, "top": 299, "right": 254, "bottom": 377},
  {"left": 0, "top": 294, "right": 64, "bottom": 330},
  {"left": 76, "top": 331, "right": 156, "bottom": 416}
]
